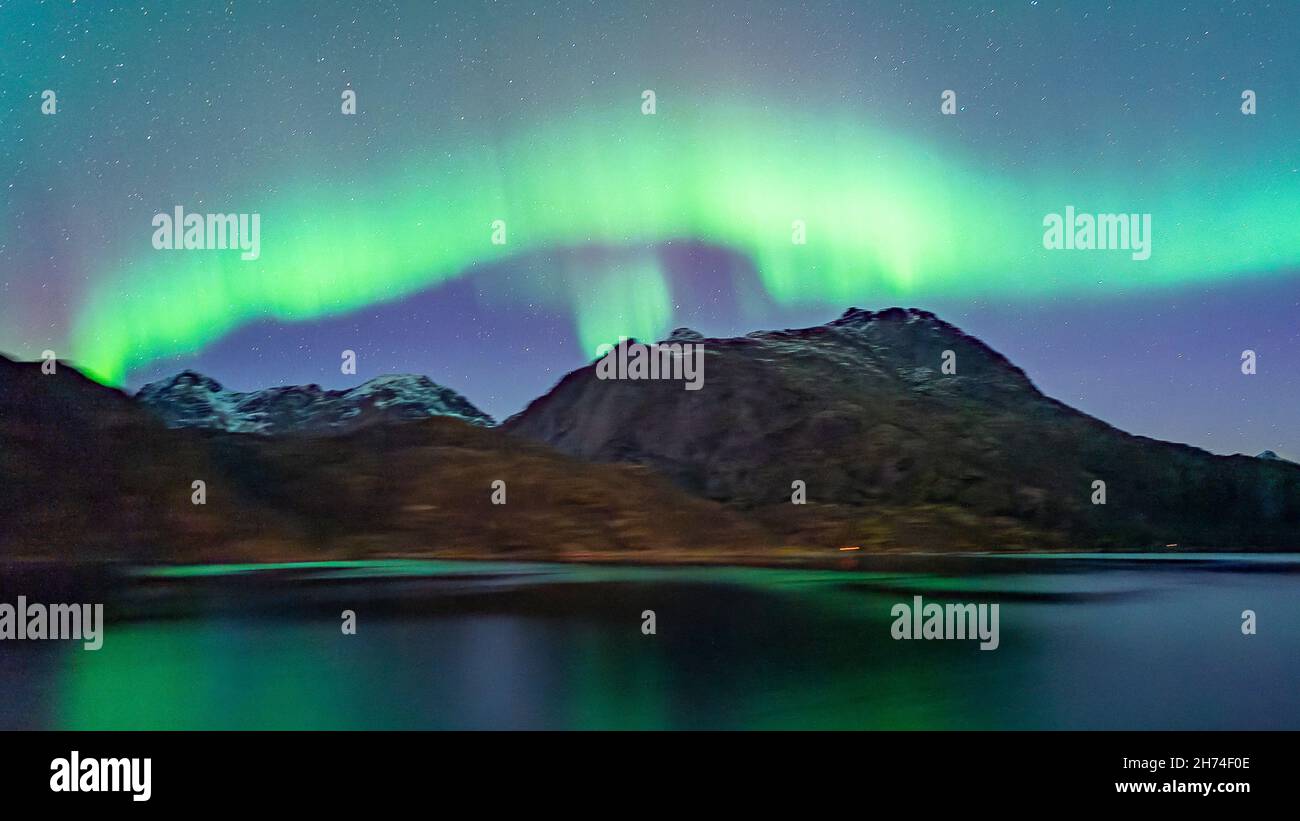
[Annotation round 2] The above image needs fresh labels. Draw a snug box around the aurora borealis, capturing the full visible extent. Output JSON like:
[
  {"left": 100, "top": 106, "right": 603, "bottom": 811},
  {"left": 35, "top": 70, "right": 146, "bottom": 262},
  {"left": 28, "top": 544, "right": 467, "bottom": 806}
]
[{"left": 2, "top": 0, "right": 1299, "bottom": 456}]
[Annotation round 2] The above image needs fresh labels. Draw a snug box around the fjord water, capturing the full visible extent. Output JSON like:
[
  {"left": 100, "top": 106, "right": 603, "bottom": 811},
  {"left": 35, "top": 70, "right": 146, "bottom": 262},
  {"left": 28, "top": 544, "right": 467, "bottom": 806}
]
[{"left": 2, "top": 555, "right": 1297, "bottom": 730}]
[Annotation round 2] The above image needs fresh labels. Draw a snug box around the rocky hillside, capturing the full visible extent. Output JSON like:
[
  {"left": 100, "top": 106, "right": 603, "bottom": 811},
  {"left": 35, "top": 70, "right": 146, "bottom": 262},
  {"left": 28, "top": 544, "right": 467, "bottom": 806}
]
[
  {"left": 7, "top": 305, "right": 1298, "bottom": 560},
  {"left": 504, "top": 307, "right": 1300, "bottom": 550},
  {"left": 0, "top": 355, "right": 770, "bottom": 562}
]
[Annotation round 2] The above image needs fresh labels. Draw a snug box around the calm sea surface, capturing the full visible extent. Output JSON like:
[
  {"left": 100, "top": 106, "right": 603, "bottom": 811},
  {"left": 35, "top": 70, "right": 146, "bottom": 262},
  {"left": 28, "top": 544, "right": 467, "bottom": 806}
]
[{"left": 1, "top": 554, "right": 1296, "bottom": 729}]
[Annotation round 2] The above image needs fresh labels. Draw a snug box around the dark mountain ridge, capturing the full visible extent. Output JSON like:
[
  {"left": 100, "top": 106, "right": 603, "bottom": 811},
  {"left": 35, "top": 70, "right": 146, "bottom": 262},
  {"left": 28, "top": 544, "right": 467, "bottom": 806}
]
[
  {"left": 0, "top": 354, "right": 770, "bottom": 562},
  {"left": 504, "top": 307, "right": 1300, "bottom": 550},
  {"left": 5, "top": 305, "right": 1298, "bottom": 560}
]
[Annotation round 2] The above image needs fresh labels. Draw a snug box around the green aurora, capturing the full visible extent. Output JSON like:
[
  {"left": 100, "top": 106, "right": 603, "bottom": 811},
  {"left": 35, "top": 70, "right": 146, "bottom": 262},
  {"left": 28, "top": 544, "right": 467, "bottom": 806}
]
[{"left": 67, "top": 101, "right": 1300, "bottom": 384}]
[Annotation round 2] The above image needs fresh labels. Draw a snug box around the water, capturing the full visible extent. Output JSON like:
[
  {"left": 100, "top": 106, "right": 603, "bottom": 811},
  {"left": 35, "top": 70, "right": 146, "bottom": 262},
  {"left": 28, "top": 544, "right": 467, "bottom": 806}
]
[{"left": 1, "top": 554, "right": 1297, "bottom": 729}]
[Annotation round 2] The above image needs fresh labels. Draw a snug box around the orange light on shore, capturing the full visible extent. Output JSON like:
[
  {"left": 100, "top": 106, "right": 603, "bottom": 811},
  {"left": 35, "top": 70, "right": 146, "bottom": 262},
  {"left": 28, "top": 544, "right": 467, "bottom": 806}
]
[{"left": 839, "top": 546, "right": 861, "bottom": 551}]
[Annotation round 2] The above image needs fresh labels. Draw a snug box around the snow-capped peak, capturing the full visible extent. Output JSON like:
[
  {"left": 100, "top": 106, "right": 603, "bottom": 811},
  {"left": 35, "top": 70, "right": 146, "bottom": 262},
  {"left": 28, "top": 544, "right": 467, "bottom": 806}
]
[{"left": 134, "top": 371, "right": 494, "bottom": 435}]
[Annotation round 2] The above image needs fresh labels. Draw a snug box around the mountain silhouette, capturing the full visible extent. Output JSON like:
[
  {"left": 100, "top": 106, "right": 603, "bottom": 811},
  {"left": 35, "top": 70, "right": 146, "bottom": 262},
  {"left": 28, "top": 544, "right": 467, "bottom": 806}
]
[
  {"left": 0, "top": 354, "right": 769, "bottom": 561},
  {"left": 4, "top": 307, "right": 1299, "bottom": 560},
  {"left": 505, "top": 307, "right": 1300, "bottom": 550}
]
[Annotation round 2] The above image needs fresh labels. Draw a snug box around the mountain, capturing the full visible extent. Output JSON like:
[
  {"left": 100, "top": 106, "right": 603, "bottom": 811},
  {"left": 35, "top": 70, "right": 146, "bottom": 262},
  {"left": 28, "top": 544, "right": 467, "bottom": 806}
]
[
  {"left": 0, "top": 356, "right": 261, "bottom": 560},
  {"left": 0, "top": 355, "right": 770, "bottom": 562},
  {"left": 134, "top": 370, "right": 494, "bottom": 434},
  {"left": 7, "top": 306, "right": 1299, "bottom": 561},
  {"left": 504, "top": 307, "right": 1300, "bottom": 550}
]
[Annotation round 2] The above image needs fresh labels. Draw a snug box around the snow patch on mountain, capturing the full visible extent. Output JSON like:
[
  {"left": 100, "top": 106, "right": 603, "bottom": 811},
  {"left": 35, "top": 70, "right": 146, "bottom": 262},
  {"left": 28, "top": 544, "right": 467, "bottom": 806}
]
[{"left": 135, "top": 371, "right": 494, "bottom": 434}]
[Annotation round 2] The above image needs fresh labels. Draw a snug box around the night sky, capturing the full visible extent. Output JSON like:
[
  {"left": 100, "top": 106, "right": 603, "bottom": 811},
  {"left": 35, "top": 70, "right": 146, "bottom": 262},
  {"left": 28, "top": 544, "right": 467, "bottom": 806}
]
[{"left": 1, "top": 0, "right": 1297, "bottom": 457}]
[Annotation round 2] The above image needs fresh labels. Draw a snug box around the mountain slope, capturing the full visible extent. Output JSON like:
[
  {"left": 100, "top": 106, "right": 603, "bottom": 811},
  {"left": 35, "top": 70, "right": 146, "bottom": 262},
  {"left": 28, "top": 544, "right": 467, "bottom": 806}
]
[
  {"left": 0, "top": 355, "right": 771, "bottom": 562},
  {"left": 504, "top": 307, "right": 1300, "bottom": 550}
]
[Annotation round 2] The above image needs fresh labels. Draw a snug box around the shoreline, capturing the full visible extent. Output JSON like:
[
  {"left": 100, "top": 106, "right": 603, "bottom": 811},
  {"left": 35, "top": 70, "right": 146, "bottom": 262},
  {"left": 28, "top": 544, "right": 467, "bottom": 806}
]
[{"left": 4, "top": 547, "right": 1300, "bottom": 577}]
